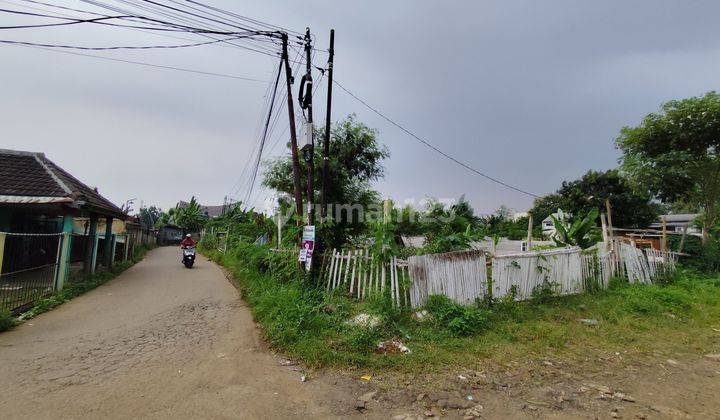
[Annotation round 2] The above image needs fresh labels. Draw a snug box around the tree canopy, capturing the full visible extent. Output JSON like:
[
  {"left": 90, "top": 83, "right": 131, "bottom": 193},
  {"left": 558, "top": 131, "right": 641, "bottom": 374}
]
[
  {"left": 263, "top": 114, "right": 389, "bottom": 246},
  {"left": 138, "top": 206, "right": 162, "bottom": 229},
  {"left": 531, "top": 169, "right": 659, "bottom": 229},
  {"left": 616, "top": 91, "right": 720, "bottom": 242},
  {"left": 172, "top": 196, "right": 206, "bottom": 232}
]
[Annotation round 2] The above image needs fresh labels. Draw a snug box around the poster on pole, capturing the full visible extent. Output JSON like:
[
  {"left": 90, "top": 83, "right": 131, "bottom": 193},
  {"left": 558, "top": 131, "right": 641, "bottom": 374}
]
[{"left": 298, "top": 225, "right": 315, "bottom": 269}]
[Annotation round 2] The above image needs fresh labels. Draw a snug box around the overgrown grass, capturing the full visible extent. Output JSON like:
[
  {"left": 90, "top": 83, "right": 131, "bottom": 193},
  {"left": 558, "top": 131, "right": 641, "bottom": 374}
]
[
  {"left": 0, "top": 310, "right": 16, "bottom": 332},
  {"left": 7, "top": 245, "right": 156, "bottom": 326},
  {"left": 204, "top": 243, "right": 720, "bottom": 372}
]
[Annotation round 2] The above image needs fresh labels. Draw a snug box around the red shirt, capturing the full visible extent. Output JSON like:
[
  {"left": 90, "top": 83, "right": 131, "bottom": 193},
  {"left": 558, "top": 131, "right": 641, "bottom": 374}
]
[{"left": 180, "top": 237, "right": 196, "bottom": 247}]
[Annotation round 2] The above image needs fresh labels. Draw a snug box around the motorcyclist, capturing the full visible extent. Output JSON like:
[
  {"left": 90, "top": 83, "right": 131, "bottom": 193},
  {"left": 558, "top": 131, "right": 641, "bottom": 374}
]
[{"left": 180, "top": 234, "right": 196, "bottom": 249}]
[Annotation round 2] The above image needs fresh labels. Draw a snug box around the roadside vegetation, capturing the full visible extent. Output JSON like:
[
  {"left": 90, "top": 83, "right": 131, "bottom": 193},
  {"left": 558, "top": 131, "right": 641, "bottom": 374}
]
[
  {"left": 1, "top": 244, "right": 155, "bottom": 332},
  {"left": 202, "top": 241, "right": 720, "bottom": 371},
  {"left": 199, "top": 98, "right": 720, "bottom": 371}
]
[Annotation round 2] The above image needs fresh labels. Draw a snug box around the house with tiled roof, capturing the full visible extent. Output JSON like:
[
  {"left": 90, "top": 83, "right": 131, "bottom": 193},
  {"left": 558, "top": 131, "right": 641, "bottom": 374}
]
[
  {"left": 0, "top": 149, "right": 125, "bottom": 228},
  {"left": 0, "top": 149, "right": 128, "bottom": 306}
]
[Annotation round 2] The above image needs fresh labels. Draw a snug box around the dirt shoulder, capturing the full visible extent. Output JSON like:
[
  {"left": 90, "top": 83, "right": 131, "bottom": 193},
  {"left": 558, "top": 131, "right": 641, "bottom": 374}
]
[{"left": 344, "top": 351, "right": 720, "bottom": 419}]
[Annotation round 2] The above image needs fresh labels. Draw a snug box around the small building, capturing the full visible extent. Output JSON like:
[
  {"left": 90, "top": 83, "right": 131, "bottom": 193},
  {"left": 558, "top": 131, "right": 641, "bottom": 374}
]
[
  {"left": 0, "top": 149, "right": 126, "bottom": 312},
  {"left": 158, "top": 224, "right": 184, "bottom": 245},
  {"left": 613, "top": 213, "right": 702, "bottom": 251},
  {"left": 177, "top": 201, "right": 226, "bottom": 219},
  {"left": 650, "top": 214, "right": 700, "bottom": 234},
  {"left": 541, "top": 211, "right": 570, "bottom": 240}
]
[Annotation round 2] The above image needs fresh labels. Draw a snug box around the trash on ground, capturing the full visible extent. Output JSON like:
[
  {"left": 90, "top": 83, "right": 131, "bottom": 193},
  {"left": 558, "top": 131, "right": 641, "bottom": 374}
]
[
  {"left": 412, "top": 310, "right": 432, "bottom": 322},
  {"left": 346, "top": 313, "right": 381, "bottom": 328},
  {"left": 376, "top": 340, "right": 411, "bottom": 355},
  {"left": 579, "top": 318, "right": 599, "bottom": 326},
  {"left": 360, "top": 374, "right": 372, "bottom": 381}
]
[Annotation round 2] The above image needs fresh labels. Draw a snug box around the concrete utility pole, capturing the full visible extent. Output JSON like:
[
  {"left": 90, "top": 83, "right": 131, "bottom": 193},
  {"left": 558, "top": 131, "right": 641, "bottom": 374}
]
[
  {"left": 281, "top": 33, "right": 304, "bottom": 222},
  {"left": 302, "top": 27, "right": 315, "bottom": 226},
  {"left": 320, "top": 29, "right": 335, "bottom": 220}
]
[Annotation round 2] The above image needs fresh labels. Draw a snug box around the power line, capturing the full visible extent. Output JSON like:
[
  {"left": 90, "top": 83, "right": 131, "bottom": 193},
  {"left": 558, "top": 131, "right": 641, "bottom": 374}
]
[
  {"left": 5, "top": 42, "right": 268, "bottom": 81},
  {"left": 245, "top": 59, "right": 283, "bottom": 204},
  {"left": 229, "top": 46, "right": 304, "bottom": 201},
  {"left": 3, "top": 0, "right": 273, "bottom": 50},
  {"left": 0, "top": 34, "right": 250, "bottom": 50},
  {"left": 0, "top": 6, "right": 263, "bottom": 35},
  {"left": 80, "top": 0, "right": 286, "bottom": 58},
  {"left": 332, "top": 79, "right": 540, "bottom": 198},
  {"left": 182, "top": 0, "right": 303, "bottom": 37}
]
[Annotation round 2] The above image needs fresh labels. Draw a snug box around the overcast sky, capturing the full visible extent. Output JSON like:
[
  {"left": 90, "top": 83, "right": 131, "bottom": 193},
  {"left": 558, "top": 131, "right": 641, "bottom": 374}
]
[{"left": 3, "top": 0, "right": 720, "bottom": 215}]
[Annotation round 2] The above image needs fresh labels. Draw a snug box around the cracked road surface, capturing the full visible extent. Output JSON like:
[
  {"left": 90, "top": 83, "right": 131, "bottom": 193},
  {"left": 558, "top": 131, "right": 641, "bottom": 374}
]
[{"left": 0, "top": 247, "right": 344, "bottom": 419}]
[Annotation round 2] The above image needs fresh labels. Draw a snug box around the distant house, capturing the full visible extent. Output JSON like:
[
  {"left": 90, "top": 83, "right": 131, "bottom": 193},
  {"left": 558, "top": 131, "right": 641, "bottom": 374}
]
[
  {"left": 650, "top": 214, "right": 700, "bottom": 234},
  {"left": 158, "top": 224, "right": 184, "bottom": 245},
  {"left": 541, "top": 210, "right": 570, "bottom": 240},
  {"left": 510, "top": 210, "right": 529, "bottom": 222},
  {"left": 177, "top": 201, "right": 226, "bottom": 219},
  {"left": 401, "top": 236, "right": 426, "bottom": 248},
  {"left": 201, "top": 205, "right": 226, "bottom": 218}
]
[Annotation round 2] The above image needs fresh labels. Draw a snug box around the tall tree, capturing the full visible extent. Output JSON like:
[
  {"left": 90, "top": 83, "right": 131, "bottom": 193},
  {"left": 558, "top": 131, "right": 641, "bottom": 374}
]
[
  {"left": 138, "top": 206, "right": 162, "bottom": 229},
  {"left": 616, "top": 91, "right": 720, "bottom": 243},
  {"left": 263, "top": 115, "right": 389, "bottom": 246}
]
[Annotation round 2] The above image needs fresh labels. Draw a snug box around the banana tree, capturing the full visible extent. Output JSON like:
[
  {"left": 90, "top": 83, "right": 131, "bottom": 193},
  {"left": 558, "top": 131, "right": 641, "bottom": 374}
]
[{"left": 550, "top": 208, "right": 600, "bottom": 249}]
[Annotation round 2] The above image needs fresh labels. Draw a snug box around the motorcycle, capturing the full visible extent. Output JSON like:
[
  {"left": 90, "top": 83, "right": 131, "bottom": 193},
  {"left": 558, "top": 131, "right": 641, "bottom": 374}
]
[{"left": 182, "top": 246, "right": 196, "bottom": 268}]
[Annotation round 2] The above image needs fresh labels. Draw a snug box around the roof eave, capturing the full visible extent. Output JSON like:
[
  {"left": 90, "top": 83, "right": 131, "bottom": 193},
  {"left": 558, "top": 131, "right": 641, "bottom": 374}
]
[{"left": 0, "top": 195, "right": 73, "bottom": 204}]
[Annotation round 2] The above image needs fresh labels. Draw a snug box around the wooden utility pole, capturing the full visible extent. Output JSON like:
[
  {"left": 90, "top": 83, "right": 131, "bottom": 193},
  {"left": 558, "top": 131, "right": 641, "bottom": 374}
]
[
  {"left": 661, "top": 215, "right": 668, "bottom": 252},
  {"left": 281, "top": 33, "right": 304, "bottom": 222},
  {"left": 302, "top": 27, "right": 315, "bottom": 226},
  {"left": 320, "top": 29, "right": 335, "bottom": 220},
  {"left": 605, "top": 199, "right": 615, "bottom": 241}
]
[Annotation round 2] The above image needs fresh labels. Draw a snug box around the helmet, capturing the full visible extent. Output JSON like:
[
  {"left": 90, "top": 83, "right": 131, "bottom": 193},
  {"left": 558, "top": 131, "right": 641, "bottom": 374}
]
[{"left": 186, "top": 234, "right": 192, "bottom": 238}]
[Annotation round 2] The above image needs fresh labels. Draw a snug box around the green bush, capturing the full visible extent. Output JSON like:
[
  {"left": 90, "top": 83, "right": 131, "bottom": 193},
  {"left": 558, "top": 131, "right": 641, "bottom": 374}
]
[
  {"left": 0, "top": 310, "right": 16, "bottom": 332},
  {"left": 426, "top": 295, "right": 491, "bottom": 336},
  {"left": 199, "top": 233, "right": 218, "bottom": 250}
]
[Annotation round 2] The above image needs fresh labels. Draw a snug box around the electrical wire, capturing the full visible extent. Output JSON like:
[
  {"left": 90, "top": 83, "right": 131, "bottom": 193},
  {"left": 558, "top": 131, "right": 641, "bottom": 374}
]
[
  {"left": 0, "top": 6, "right": 262, "bottom": 35},
  {"left": 182, "top": 0, "right": 303, "bottom": 36},
  {"left": 3, "top": 0, "right": 269, "bottom": 51},
  {"left": 244, "top": 59, "right": 283, "bottom": 204},
  {"left": 332, "top": 79, "right": 540, "bottom": 198},
  {"left": 4, "top": 42, "right": 268, "bottom": 81},
  {"left": 230, "top": 46, "right": 304, "bottom": 202},
  {"left": 80, "top": 0, "right": 285, "bottom": 59},
  {"left": 0, "top": 34, "right": 251, "bottom": 50}
]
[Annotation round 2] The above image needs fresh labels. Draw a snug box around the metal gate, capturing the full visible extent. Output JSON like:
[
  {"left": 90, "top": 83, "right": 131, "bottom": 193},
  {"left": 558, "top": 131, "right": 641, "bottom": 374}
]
[{"left": 0, "top": 232, "right": 63, "bottom": 313}]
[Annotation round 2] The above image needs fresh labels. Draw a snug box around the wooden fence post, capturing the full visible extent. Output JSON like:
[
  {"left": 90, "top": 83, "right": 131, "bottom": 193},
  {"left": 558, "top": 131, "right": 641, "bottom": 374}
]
[{"left": 526, "top": 214, "right": 533, "bottom": 251}]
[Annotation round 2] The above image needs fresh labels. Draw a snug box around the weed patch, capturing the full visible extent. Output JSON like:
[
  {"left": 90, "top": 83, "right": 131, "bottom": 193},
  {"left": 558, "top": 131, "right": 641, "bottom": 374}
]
[
  {"left": 204, "top": 243, "right": 720, "bottom": 372},
  {"left": 0, "top": 310, "right": 16, "bottom": 332}
]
